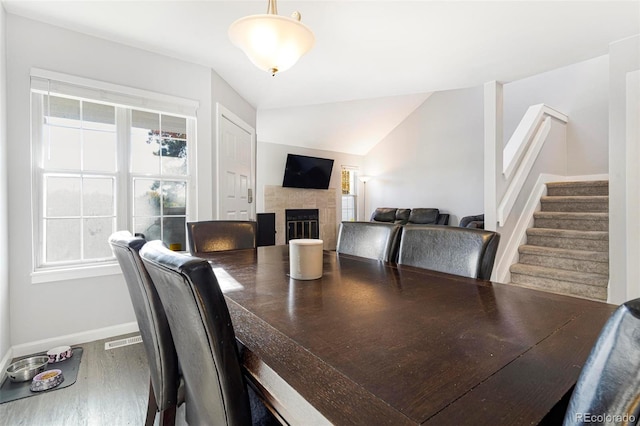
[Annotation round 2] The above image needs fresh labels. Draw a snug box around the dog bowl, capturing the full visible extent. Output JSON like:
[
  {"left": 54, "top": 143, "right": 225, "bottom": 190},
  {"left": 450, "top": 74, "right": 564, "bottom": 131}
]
[
  {"left": 30, "top": 369, "right": 64, "bottom": 392},
  {"left": 47, "top": 345, "right": 73, "bottom": 363},
  {"left": 5, "top": 356, "right": 49, "bottom": 382}
]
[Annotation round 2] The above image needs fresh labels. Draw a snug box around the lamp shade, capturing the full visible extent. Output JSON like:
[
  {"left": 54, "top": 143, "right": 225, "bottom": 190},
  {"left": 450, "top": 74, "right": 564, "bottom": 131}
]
[{"left": 229, "top": 14, "right": 315, "bottom": 75}]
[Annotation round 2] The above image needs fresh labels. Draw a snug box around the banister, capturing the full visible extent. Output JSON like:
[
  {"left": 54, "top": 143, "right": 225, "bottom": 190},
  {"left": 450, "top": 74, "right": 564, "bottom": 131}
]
[
  {"left": 497, "top": 104, "right": 568, "bottom": 227},
  {"left": 503, "top": 104, "right": 568, "bottom": 179}
]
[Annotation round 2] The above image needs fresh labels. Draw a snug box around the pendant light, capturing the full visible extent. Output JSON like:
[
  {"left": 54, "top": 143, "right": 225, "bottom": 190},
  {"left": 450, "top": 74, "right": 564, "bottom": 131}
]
[{"left": 228, "top": 0, "right": 315, "bottom": 76}]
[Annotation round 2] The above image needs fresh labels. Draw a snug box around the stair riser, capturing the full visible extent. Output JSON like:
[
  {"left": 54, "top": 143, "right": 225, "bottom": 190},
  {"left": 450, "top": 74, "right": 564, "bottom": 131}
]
[
  {"left": 547, "top": 186, "right": 608, "bottom": 197},
  {"left": 519, "top": 253, "right": 609, "bottom": 275},
  {"left": 510, "top": 273, "right": 607, "bottom": 301},
  {"left": 527, "top": 235, "right": 608, "bottom": 252},
  {"left": 534, "top": 218, "right": 608, "bottom": 231},
  {"left": 541, "top": 201, "right": 608, "bottom": 212}
]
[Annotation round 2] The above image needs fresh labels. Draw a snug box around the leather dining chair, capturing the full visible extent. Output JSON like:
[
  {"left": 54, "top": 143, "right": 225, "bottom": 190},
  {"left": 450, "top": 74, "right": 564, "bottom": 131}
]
[
  {"left": 186, "top": 220, "right": 257, "bottom": 254},
  {"left": 336, "top": 221, "right": 402, "bottom": 262},
  {"left": 139, "top": 240, "right": 276, "bottom": 426},
  {"left": 563, "top": 297, "right": 640, "bottom": 426},
  {"left": 397, "top": 225, "right": 500, "bottom": 280},
  {"left": 108, "top": 231, "right": 181, "bottom": 426}
]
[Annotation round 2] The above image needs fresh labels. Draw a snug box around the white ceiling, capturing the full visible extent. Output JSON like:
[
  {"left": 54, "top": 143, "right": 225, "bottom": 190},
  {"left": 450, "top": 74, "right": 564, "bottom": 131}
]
[{"left": 4, "top": 0, "right": 639, "bottom": 154}]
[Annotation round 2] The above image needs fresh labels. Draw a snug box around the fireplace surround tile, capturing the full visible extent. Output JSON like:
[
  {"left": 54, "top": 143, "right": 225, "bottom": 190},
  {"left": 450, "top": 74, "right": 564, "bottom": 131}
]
[{"left": 263, "top": 185, "right": 338, "bottom": 249}]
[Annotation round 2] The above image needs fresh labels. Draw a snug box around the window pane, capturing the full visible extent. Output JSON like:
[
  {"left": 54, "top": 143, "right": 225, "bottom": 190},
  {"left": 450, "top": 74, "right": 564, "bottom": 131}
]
[
  {"left": 131, "top": 110, "right": 161, "bottom": 174},
  {"left": 83, "top": 217, "right": 114, "bottom": 259},
  {"left": 46, "top": 176, "right": 81, "bottom": 217},
  {"left": 134, "top": 217, "right": 161, "bottom": 241},
  {"left": 44, "top": 125, "right": 82, "bottom": 170},
  {"left": 163, "top": 217, "right": 186, "bottom": 250},
  {"left": 162, "top": 181, "right": 186, "bottom": 215},
  {"left": 134, "top": 178, "right": 161, "bottom": 216},
  {"left": 83, "top": 177, "right": 114, "bottom": 216},
  {"left": 45, "top": 218, "right": 81, "bottom": 262},
  {"left": 161, "top": 138, "right": 187, "bottom": 175},
  {"left": 83, "top": 129, "right": 117, "bottom": 172}
]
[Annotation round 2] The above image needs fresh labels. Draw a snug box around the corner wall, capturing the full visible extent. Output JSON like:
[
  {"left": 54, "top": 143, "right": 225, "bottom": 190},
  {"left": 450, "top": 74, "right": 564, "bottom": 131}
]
[
  {"left": 0, "top": 4, "right": 12, "bottom": 368},
  {"left": 5, "top": 15, "right": 213, "bottom": 348},
  {"left": 609, "top": 35, "right": 640, "bottom": 304},
  {"left": 503, "top": 55, "right": 610, "bottom": 176},
  {"left": 364, "top": 86, "right": 484, "bottom": 225}
]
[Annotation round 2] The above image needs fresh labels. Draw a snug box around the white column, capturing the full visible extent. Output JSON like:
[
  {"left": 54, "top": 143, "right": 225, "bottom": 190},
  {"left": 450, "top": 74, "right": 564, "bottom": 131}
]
[{"left": 483, "top": 81, "right": 504, "bottom": 233}]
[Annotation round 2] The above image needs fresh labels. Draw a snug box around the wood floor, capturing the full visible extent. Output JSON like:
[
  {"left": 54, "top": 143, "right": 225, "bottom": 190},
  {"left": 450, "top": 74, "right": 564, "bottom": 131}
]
[{"left": 0, "top": 333, "right": 189, "bottom": 426}]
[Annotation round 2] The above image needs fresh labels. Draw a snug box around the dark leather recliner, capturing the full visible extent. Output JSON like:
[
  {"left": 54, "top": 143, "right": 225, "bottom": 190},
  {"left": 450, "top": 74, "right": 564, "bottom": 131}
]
[
  {"left": 397, "top": 225, "right": 500, "bottom": 280},
  {"left": 108, "top": 231, "right": 181, "bottom": 426},
  {"left": 460, "top": 214, "right": 485, "bottom": 229},
  {"left": 186, "top": 220, "right": 257, "bottom": 254},
  {"left": 371, "top": 207, "right": 449, "bottom": 226},
  {"left": 563, "top": 298, "right": 640, "bottom": 425},
  {"left": 140, "top": 241, "right": 271, "bottom": 426},
  {"left": 336, "top": 222, "right": 402, "bottom": 262}
]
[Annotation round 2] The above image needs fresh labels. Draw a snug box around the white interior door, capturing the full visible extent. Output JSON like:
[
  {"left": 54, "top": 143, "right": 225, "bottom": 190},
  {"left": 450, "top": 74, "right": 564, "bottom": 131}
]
[{"left": 217, "top": 104, "right": 255, "bottom": 220}]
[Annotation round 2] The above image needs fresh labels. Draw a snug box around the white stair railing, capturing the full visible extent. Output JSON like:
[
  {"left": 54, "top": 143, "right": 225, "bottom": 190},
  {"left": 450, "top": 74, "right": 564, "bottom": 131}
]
[{"left": 497, "top": 104, "right": 567, "bottom": 226}]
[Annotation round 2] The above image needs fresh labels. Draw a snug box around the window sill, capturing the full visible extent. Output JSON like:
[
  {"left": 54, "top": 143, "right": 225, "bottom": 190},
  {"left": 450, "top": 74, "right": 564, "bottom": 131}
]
[{"left": 31, "top": 263, "right": 122, "bottom": 284}]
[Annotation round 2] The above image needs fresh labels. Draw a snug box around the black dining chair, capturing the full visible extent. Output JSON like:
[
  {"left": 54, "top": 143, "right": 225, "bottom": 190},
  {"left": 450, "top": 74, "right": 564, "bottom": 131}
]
[
  {"left": 563, "top": 297, "right": 640, "bottom": 425},
  {"left": 397, "top": 225, "right": 500, "bottom": 280},
  {"left": 108, "top": 231, "right": 181, "bottom": 426},
  {"left": 139, "top": 240, "right": 277, "bottom": 426},
  {"left": 186, "top": 220, "right": 257, "bottom": 254},
  {"left": 336, "top": 221, "right": 402, "bottom": 262}
]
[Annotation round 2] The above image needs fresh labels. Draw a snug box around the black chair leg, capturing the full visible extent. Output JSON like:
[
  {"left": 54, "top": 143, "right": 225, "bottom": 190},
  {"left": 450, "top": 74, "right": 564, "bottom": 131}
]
[
  {"left": 159, "top": 405, "right": 177, "bottom": 426},
  {"left": 145, "top": 380, "right": 158, "bottom": 426}
]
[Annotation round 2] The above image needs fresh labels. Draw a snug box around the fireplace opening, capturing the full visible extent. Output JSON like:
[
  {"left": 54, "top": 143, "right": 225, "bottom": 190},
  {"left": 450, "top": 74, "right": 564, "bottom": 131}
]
[{"left": 286, "top": 209, "right": 319, "bottom": 243}]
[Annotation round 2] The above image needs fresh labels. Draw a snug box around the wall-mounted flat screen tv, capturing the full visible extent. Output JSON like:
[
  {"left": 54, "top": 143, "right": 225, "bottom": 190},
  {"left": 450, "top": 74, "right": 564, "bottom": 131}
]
[{"left": 282, "top": 154, "right": 334, "bottom": 190}]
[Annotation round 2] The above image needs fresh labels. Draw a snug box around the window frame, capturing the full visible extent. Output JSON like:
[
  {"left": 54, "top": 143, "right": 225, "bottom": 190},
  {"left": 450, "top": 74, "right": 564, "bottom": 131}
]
[
  {"left": 341, "top": 166, "right": 359, "bottom": 222},
  {"left": 30, "top": 70, "right": 198, "bottom": 283}
]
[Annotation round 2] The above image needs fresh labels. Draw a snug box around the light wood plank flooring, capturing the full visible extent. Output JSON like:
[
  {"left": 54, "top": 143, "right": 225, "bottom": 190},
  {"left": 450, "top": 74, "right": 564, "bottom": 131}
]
[{"left": 0, "top": 333, "right": 189, "bottom": 426}]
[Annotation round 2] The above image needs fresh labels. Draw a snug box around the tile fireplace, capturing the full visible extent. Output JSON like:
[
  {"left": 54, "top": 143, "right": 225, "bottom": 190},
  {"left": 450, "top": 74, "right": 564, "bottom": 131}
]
[{"left": 263, "top": 185, "right": 337, "bottom": 249}]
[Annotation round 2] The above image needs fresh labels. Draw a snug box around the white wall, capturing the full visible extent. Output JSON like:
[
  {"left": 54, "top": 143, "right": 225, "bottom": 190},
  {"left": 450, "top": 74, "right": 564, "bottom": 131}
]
[
  {"left": 609, "top": 35, "right": 640, "bottom": 304},
  {"left": 363, "top": 86, "right": 484, "bottom": 225},
  {"left": 256, "top": 141, "right": 364, "bottom": 226},
  {"left": 0, "top": 5, "right": 11, "bottom": 367},
  {"left": 5, "top": 15, "right": 227, "bottom": 348},
  {"left": 503, "top": 55, "right": 609, "bottom": 176}
]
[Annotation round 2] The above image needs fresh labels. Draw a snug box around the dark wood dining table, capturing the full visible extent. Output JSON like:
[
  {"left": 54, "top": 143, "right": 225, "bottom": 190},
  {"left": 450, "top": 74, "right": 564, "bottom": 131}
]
[{"left": 201, "top": 245, "right": 616, "bottom": 426}]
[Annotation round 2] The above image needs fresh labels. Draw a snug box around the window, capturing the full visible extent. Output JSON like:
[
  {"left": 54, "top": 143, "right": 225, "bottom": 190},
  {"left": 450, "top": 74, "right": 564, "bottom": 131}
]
[
  {"left": 341, "top": 166, "right": 358, "bottom": 222},
  {"left": 31, "top": 71, "right": 197, "bottom": 276}
]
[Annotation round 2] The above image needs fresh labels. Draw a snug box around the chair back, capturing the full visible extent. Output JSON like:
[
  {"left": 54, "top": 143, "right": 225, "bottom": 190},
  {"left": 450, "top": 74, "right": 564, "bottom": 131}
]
[
  {"left": 108, "top": 232, "right": 179, "bottom": 414},
  {"left": 187, "top": 220, "right": 256, "bottom": 254},
  {"left": 563, "top": 298, "right": 640, "bottom": 425},
  {"left": 397, "top": 225, "right": 499, "bottom": 280},
  {"left": 140, "top": 241, "right": 251, "bottom": 426},
  {"left": 336, "top": 222, "right": 402, "bottom": 262}
]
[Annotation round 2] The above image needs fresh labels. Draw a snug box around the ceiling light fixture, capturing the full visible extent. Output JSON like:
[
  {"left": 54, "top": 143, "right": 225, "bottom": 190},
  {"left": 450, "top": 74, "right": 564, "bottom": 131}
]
[{"left": 228, "top": 0, "right": 315, "bottom": 76}]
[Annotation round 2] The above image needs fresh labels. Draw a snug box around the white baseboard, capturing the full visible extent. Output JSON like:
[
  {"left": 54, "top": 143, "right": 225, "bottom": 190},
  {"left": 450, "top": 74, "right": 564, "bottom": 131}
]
[{"left": 11, "top": 322, "right": 139, "bottom": 358}]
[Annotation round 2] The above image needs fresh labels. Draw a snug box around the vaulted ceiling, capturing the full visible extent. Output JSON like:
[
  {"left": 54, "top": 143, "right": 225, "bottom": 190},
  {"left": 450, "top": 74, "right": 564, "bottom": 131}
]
[{"left": 5, "top": 1, "right": 639, "bottom": 154}]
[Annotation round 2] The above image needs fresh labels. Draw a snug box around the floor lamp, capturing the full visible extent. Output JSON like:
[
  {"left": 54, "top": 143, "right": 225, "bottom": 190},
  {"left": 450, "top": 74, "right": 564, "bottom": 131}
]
[{"left": 358, "top": 175, "right": 371, "bottom": 221}]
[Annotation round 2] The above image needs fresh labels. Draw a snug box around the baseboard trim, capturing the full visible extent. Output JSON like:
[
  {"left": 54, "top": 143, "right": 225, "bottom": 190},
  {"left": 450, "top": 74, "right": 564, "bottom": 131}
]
[{"left": 11, "top": 322, "right": 139, "bottom": 358}]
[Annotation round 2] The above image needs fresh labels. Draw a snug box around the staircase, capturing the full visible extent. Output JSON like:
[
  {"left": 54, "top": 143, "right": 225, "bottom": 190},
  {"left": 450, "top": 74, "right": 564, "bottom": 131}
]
[{"left": 510, "top": 180, "right": 609, "bottom": 301}]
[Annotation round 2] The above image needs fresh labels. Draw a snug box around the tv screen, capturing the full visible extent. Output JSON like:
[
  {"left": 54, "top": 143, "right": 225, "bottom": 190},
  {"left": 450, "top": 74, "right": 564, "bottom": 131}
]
[{"left": 282, "top": 154, "right": 334, "bottom": 190}]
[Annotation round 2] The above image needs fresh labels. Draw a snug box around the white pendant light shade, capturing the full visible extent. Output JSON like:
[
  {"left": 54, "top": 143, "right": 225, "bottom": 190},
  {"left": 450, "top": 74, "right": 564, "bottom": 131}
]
[{"left": 229, "top": 3, "right": 315, "bottom": 76}]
